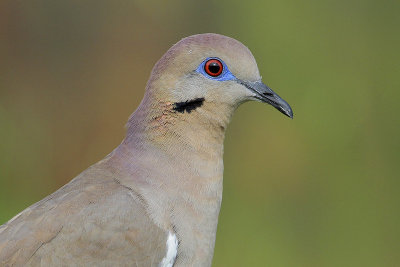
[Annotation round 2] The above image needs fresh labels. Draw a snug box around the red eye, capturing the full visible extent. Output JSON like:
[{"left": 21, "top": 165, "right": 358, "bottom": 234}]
[{"left": 204, "top": 59, "right": 223, "bottom": 77}]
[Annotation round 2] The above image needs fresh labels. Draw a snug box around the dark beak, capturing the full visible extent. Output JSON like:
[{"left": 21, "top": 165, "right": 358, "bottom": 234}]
[{"left": 237, "top": 79, "right": 293, "bottom": 118}]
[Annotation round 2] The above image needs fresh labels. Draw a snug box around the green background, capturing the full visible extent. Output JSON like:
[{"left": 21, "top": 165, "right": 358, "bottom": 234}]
[{"left": 1, "top": 0, "right": 399, "bottom": 266}]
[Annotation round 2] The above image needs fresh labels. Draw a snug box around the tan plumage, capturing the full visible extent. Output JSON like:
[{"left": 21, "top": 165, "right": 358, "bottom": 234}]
[
  {"left": 0, "top": 165, "right": 166, "bottom": 266},
  {"left": 0, "top": 33, "right": 292, "bottom": 266}
]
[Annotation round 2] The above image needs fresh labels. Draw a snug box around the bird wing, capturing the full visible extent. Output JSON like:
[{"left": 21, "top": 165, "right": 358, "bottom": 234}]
[{"left": 0, "top": 164, "right": 167, "bottom": 266}]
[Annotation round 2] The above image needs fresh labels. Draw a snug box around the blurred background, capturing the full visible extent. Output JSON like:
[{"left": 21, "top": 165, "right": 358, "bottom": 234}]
[{"left": 1, "top": 0, "right": 399, "bottom": 266}]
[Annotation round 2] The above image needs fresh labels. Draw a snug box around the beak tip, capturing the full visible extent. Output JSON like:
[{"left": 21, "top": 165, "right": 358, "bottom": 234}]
[
  {"left": 287, "top": 109, "right": 294, "bottom": 119},
  {"left": 284, "top": 110, "right": 294, "bottom": 119},
  {"left": 277, "top": 105, "right": 293, "bottom": 119}
]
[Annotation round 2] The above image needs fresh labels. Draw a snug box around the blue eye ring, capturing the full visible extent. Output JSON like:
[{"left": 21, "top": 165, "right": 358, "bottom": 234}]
[{"left": 196, "top": 57, "right": 236, "bottom": 81}]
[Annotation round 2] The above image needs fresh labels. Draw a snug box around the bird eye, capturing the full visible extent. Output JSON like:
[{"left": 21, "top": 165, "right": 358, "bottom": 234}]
[
  {"left": 196, "top": 57, "right": 235, "bottom": 81},
  {"left": 204, "top": 59, "right": 223, "bottom": 77}
]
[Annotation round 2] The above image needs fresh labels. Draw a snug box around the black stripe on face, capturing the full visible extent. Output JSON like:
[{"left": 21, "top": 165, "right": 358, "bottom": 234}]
[{"left": 173, "top": 98, "right": 205, "bottom": 113}]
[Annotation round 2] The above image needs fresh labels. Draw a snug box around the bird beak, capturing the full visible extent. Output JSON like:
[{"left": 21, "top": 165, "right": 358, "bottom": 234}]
[{"left": 237, "top": 80, "right": 293, "bottom": 118}]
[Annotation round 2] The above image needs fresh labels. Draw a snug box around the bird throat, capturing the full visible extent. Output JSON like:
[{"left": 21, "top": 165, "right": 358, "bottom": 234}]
[{"left": 126, "top": 96, "right": 233, "bottom": 158}]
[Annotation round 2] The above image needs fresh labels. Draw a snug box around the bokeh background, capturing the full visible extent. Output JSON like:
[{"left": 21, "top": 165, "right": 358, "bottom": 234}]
[{"left": 1, "top": 0, "right": 399, "bottom": 266}]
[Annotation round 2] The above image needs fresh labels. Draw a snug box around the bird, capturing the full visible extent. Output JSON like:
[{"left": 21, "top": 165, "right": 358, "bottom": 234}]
[{"left": 0, "top": 33, "right": 293, "bottom": 267}]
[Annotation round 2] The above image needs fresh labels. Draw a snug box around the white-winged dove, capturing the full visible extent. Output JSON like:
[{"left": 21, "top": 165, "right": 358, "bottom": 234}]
[{"left": 0, "top": 33, "right": 293, "bottom": 267}]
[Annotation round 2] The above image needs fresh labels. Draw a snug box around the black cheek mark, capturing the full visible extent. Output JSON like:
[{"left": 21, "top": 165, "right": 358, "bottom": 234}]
[{"left": 173, "top": 98, "right": 205, "bottom": 113}]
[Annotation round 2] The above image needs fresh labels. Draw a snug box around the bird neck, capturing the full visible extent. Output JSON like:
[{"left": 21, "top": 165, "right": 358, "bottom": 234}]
[
  {"left": 108, "top": 96, "right": 236, "bottom": 265},
  {"left": 125, "top": 95, "right": 235, "bottom": 159}
]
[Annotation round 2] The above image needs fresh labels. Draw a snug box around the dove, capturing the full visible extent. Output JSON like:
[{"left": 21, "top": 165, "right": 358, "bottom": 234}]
[{"left": 0, "top": 33, "right": 292, "bottom": 267}]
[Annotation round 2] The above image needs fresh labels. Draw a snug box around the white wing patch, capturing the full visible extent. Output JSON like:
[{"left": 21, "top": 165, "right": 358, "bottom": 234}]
[{"left": 160, "top": 232, "right": 178, "bottom": 267}]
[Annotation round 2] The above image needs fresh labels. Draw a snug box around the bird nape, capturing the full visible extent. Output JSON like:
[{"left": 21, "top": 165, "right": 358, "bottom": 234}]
[{"left": 0, "top": 33, "right": 292, "bottom": 267}]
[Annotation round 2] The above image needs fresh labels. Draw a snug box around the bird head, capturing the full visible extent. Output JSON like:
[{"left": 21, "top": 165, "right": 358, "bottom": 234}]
[{"left": 144, "top": 33, "right": 293, "bottom": 119}]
